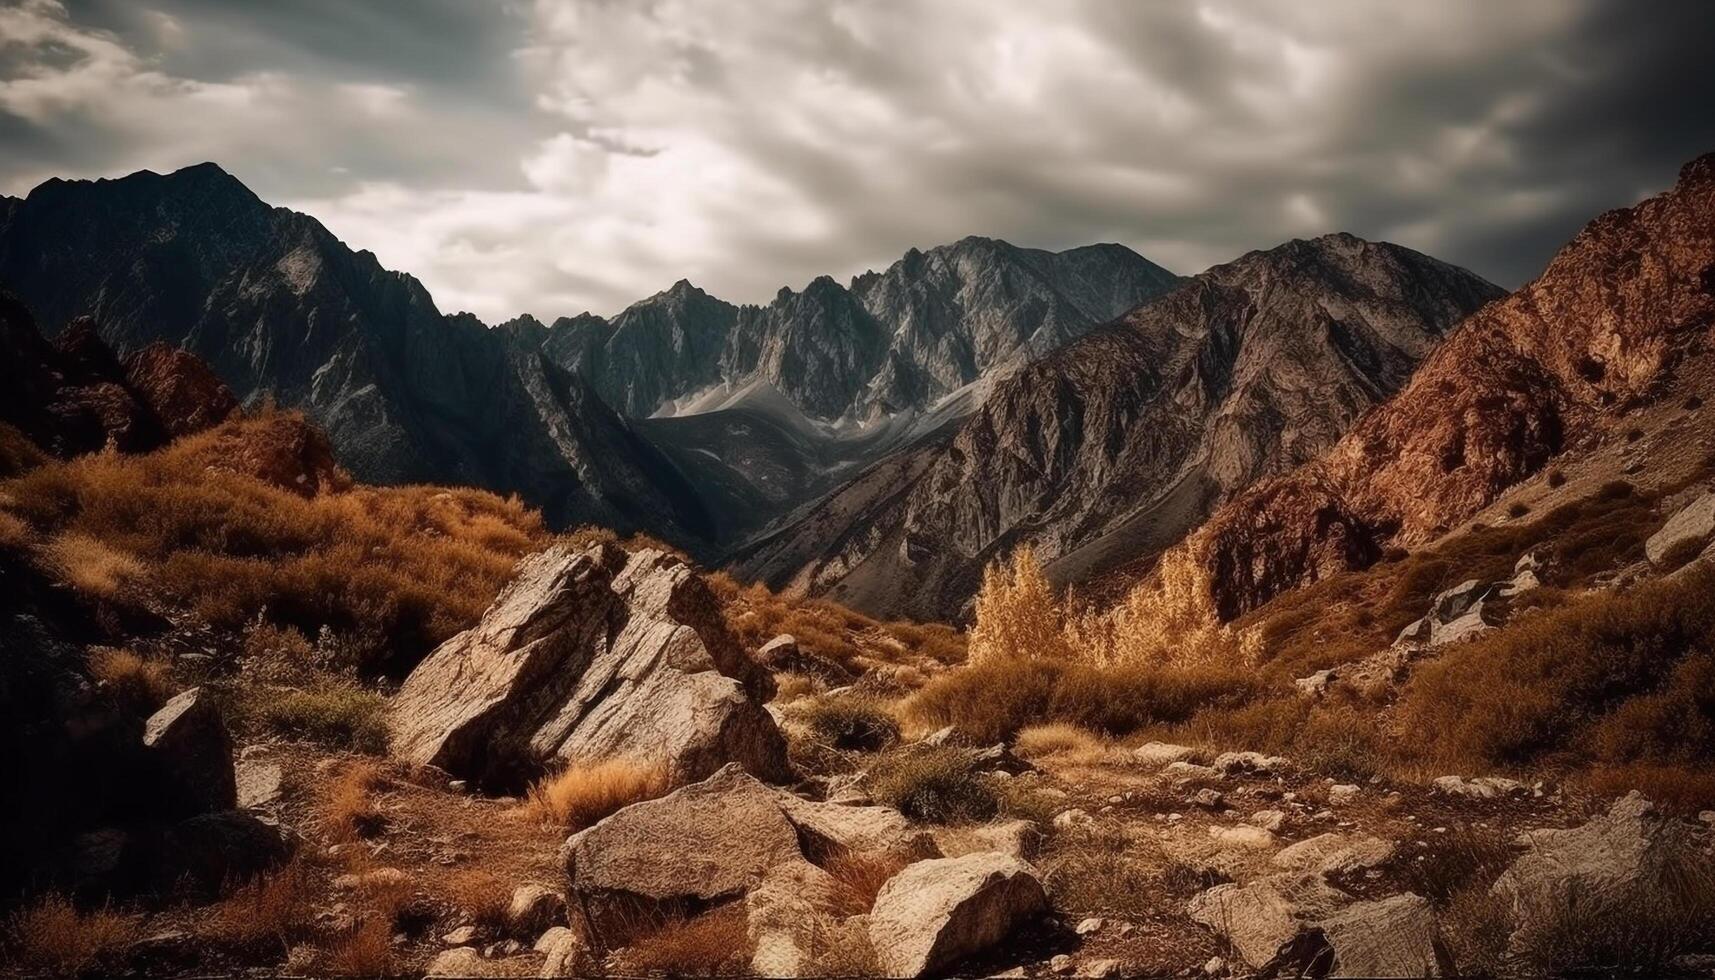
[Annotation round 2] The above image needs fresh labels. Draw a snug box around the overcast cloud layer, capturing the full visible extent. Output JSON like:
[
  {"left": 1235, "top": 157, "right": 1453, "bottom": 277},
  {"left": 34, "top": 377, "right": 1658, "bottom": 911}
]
[{"left": 2, "top": 0, "right": 1712, "bottom": 321}]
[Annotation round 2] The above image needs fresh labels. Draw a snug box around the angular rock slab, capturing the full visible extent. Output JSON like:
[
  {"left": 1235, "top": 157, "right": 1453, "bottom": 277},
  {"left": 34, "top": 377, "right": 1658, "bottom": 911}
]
[
  {"left": 1273, "top": 833, "right": 1395, "bottom": 876},
  {"left": 1646, "top": 491, "right": 1715, "bottom": 565},
  {"left": 562, "top": 765, "right": 802, "bottom": 946},
  {"left": 1188, "top": 873, "right": 1350, "bottom": 969},
  {"left": 1319, "top": 894, "right": 1451, "bottom": 977},
  {"left": 143, "top": 687, "right": 236, "bottom": 818},
  {"left": 390, "top": 543, "right": 787, "bottom": 788},
  {"left": 868, "top": 852, "right": 1047, "bottom": 978}
]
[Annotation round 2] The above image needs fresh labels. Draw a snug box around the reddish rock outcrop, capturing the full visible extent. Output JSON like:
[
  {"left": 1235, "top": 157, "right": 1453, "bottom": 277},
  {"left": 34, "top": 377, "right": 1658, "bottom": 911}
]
[
  {"left": 1183, "top": 152, "right": 1715, "bottom": 620},
  {"left": 123, "top": 342, "right": 240, "bottom": 438},
  {"left": 0, "top": 292, "right": 239, "bottom": 461}
]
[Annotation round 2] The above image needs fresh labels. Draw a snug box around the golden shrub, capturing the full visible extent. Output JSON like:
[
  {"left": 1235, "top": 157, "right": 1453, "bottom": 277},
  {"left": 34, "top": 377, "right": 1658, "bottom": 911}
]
[{"left": 521, "top": 758, "right": 671, "bottom": 830}]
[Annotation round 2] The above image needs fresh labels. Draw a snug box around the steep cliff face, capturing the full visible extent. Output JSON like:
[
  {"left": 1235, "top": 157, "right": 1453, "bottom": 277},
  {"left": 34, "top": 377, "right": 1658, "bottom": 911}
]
[
  {"left": 1176, "top": 153, "right": 1715, "bottom": 621},
  {"left": 545, "top": 236, "right": 1181, "bottom": 424},
  {"left": 0, "top": 164, "right": 709, "bottom": 541},
  {"left": 738, "top": 235, "right": 1502, "bottom": 620}
]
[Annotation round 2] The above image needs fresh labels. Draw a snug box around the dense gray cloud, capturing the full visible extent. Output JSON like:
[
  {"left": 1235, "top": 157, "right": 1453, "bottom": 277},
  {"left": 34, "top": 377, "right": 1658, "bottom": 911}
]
[{"left": 1, "top": 0, "right": 1711, "bottom": 321}]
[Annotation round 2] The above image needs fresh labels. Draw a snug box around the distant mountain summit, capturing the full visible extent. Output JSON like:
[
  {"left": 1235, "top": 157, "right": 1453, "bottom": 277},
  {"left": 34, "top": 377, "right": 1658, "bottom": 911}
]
[
  {"left": 546, "top": 236, "right": 1181, "bottom": 423},
  {"left": 738, "top": 233, "right": 1504, "bottom": 620}
]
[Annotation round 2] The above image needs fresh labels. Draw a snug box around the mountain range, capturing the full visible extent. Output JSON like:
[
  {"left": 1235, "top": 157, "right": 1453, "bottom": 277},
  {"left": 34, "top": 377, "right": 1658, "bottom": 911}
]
[
  {"left": 0, "top": 162, "right": 1518, "bottom": 618},
  {"left": 0, "top": 165, "right": 1183, "bottom": 556},
  {"left": 736, "top": 234, "right": 1502, "bottom": 619}
]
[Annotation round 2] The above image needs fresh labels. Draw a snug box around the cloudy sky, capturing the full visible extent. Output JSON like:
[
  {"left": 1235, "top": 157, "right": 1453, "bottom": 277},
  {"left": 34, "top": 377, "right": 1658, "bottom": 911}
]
[{"left": 2, "top": 0, "right": 1711, "bottom": 322}]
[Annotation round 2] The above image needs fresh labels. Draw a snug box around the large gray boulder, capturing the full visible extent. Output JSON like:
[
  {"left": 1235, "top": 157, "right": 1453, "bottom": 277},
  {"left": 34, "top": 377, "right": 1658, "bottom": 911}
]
[
  {"left": 867, "top": 852, "right": 1047, "bottom": 977},
  {"left": 142, "top": 687, "right": 236, "bottom": 817},
  {"left": 561, "top": 764, "right": 935, "bottom": 949},
  {"left": 390, "top": 543, "right": 787, "bottom": 789}
]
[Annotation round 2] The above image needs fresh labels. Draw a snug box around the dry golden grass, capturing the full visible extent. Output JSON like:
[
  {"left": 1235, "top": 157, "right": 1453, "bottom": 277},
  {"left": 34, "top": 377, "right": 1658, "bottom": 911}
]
[
  {"left": 321, "top": 916, "right": 395, "bottom": 977},
  {"left": 44, "top": 530, "right": 146, "bottom": 597},
  {"left": 1013, "top": 723, "right": 1106, "bottom": 761},
  {"left": 206, "top": 858, "right": 319, "bottom": 951},
  {"left": 969, "top": 545, "right": 1070, "bottom": 665},
  {"left": 907, "top": 654, "right": 1260, "bottom": 745},
  {"left": 0, "top": 509, "right": 28, "bottom": 549},
  {"left": 618, "top": 904, "right": 752, "bottom": 976},
  {"left": 1, "top": 411, "right": 546, "bottom": 674},
  {"left": 823, "top": 852, "right": 911, "bottom": 916},
  {"left": 521, "top": 758, "right": 671, "bottom": 830},
  {"left": 3, "top": 894, "right": 143, "bottom": 975},
  {"left": 323, "top": 760, "right": 388, "bottom": 842},
  {"left": 0, "top": 421, "right": 45, "bottom": 478},
  {"left": 864, "top": 746, "right": 997, "bottom": 824},
  {"left": 708, "top": 571, "right": 966, "bottom": 673},
  {"left": 1396, "top": 565, "right": 1715, "bottom": 782},
  {"left": 1044, "top": 825, "right": 1177, "bottom": 916},
  {"left": 240, "top": 679, "right": 390, "bottom": 753},
  {"left": 771, "top": 671, "right": 820, "bottom": 703},
  {"left": 87, "top": 647, "right": 177, "bottom": 715},
  {"left": 796, "top": 696, "right": 901, "bottom": 751},
  {"left": 437, "top": 868, "right": 512, "bottom": 937}
]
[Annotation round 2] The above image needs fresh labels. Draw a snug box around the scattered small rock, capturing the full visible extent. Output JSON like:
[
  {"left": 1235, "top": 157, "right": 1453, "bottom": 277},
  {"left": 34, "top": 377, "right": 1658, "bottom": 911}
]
[
  {"left": 505, "top": 883, "right": 565, "bottom": 937},
  {"left": 1249, "top": 809, "right": 1286, "bottom": 832},
  {"left": 1134, "top": 742, "right": 1199, "bottom": 766}
]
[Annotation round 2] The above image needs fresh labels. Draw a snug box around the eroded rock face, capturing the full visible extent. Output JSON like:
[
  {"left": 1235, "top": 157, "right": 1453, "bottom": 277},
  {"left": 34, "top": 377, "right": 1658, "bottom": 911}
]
[
  {"left": 389, "top": 543, "right": 786, "bottom": 789},
  {"left": 121, "top": 342, "right": 240, "bottom": 438},
  {"left": 868, "top": 852, "right": 1048, "bottom": 978},
  {"left": 1177, "top": 152, "right": 1715, "bottom": 621}
]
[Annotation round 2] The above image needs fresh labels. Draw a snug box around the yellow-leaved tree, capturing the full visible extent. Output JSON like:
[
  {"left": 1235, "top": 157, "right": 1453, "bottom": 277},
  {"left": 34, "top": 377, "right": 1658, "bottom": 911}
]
[{"left": 968, "top": 545, "right": 1071, "bottom": 664}]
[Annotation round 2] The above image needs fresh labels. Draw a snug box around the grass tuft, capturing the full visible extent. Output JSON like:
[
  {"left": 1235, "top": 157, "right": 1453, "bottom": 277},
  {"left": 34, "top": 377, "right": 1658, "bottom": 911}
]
[
  {"left": 3, "top": 894, "right": 142, "bottom": 975},
  {"left": 521, "top": 758, "right": 671, "bottom": 831}
]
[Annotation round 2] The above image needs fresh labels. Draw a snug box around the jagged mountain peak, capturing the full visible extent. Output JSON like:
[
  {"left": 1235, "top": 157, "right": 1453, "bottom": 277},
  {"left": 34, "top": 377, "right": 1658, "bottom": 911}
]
[{"left": 552, "top": 234, "right": 1184, "bottom": 429}]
